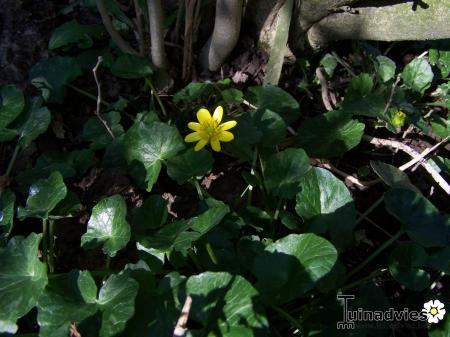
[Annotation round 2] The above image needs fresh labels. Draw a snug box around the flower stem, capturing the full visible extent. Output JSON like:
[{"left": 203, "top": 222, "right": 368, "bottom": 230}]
[
  {"left": 346, "top": 230, "right": 403, "bottom": 281},
  {"left": 193, "top": 180, "right": 204, "bottom": 200},
  {"left": 354, "top": 195, "right": 384, "bottom": 227},
  {"left": 145, "top": 78, "right": 167, "bottom": 117},
  {"left": 48, "top": 219, "right": 56, "bottom": 273},
  {"left": 42, "top": 218, "right": 48, "bottom": 265},
  {"left": 247, "top": 146, "right": 258, "bottom": 206},
  {"left": 272, "top": 305, "right": 303, "bottom": 331}
]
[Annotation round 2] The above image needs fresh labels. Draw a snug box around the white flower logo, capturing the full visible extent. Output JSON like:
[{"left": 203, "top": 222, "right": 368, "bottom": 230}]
[{"left": 422, "top": 300, "right": 446, "bottom": 324}]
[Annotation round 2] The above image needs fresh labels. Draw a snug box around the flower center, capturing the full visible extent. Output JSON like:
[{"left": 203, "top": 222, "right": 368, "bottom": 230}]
[{"left": 430, "top": 308, "right": 438, "bottom": 316}]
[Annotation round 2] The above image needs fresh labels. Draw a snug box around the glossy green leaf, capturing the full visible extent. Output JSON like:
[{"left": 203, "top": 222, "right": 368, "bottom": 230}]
[
  {"left": 427, "top": 247, "right": 450, "bottom": 274},
  {"left": 81, "top": 195, "right": 131, "bottom": 257},
  {"left": 343, "top": 73, "right": 385, "bottom": 117},
  {"left": 30, "top": 56, "right": 82, "bottom": 103},
  {"left": 221, "top": 88, "right": 244, "bottom": 105},
  {"left": 265, "top": 148, "right": 311, "bottom": 198},
  {"left": 295, "top": 167, "right": 356, "bottom": 250},
  {"left": 38, "top": 270, "right": 138, "bottom": 337},
  {"left": 173, "top": 82, "right": 214, "bottom": 104},
  {"left": 388, "top": 243, "right": 430, "bottom": 291},
  {"left": 132, "top": 195, "right": 168, "bottom": 234},
  {"left": 429, "top": 48, "right": 450, "bottom": 78},
  {"left": 370, "top": 161, "right": 419, "bottom": 192},
  {"left": 376, "top": 56, "right": 396, "bottom": 82},
  {"left": 0, "top": 233, "right": 48, "bottom": 334},
  {"left": 18, "top": 98, "right": 51, "bottom": 147},
  {"left": 189, "top": 199, "right": 230, "bottom": 235},
  {"left": 49, "top": 20, "right": 103, "bottom": 50},
  {"left": 296, "top": 111, "right": 364, "bottom": 158},
  {"left": 246, "top": 85, "right": 300, "bottom": 124},
  {"left": 167, "top": 148, "right": 214, "bottom": 184},
  {"left": 186, "top": 272, "right": 268, "bottom": 333},
  {"left": 98, "top": 273, "right": 139, "bottom": 337},
  {"left": 252, "top": 233, "right": 337, "bottom": 304},
  {"left": 111, "top": 54, "right": 153, "bottom": 79},
  {"left": 250, "top": 108, "right": 286, "bottom": 147},
  {"left": 320, "top": 53, "right": 337, "bottom": 77},
  {"left": 402, "top": 58, "right": 433, "bottom": 93},
  {"left": 385, "top": 187, "right": 449, "bottom": 247},
  {"left": 37, "top": 270, "right": 98, "bottom": 337},
  {"left": 17, "top": 171, "right": 67, "bottom": 220},
  {"left": 124, "top": 121, "right": 185, "bottom": 191},
  {"left": 82, "top": 111, "right": 124, "bottom": 150},
  {"left": 0, "top": 190, "right": 15, "bottom": 243},
  {"left": 0, "top": 85, "right": 24, "bottom": 128}
]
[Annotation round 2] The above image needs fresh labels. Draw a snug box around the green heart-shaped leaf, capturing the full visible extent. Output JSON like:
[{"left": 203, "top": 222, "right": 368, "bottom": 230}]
[
  {"left": 265, "top": 148, "right": 311, "bottom": 198},
  {"left": 246, "top": 85, "right": 300, "bottom": 124},
  {"left": 385, "top": 187, "right": 449, "bottom": 247},
  {"left": 402, "top": 58, "right": 433, "bottom": 93},
  {"left": 388, "top": 242, "right": 430, "bottom": 291},
  {"left": 37, "top": 270, "right": 138, "bottom": 337},
  {"left": 81, "top": 195, "right": 131, "bottom": 257},
  {"left": 296, "top": 110, "right": 364, "bottom": 158},
  {"left": 111, "top": 54, "right": 153, "bottom": 79},
  {"left": 49, "top": 20, "right": 103, "bottom": 50},
  {"left": 0, "top": 233, "right": 48, "bottom": 334},
  {"left": 252, "top": 233, "right": 337, "bottom": 304},
  {"left": 0, "top": 85, "right": 24, "bottom": 129},
  {"left": 186, "top": 272, "right": 268, "bottom": 332},
  {"left": 124, "top": 121, "right": 185, "bottom": 191},
  {"left": 167, "top": 148, "right": 214, "bottom": 184},
  {"left": 295, "top": 167, "right": 356, "bottom": 250},
  {"left": 17, "top": 171, "right": 67, "bottom": 220}
]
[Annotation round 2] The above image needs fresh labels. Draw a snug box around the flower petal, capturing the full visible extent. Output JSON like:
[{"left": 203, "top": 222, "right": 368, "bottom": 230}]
[
  {"left": 211, "top": 139, "right": 221, "bottom": 152},
  {"left": 434, "top": 300, "right": 444, "bottom": 309},
  {"left": 219, "top": 120, "right": 237, "bottom": 131},
  {"left": 194, "top": 139, "right": 208, "bottom": 151},
  {"left": 424, "top": 301, "right": 433, "bottom": 311},
  {"left": 436, "top": 309, "right": 446, "bottom": 320},
  {"left": 429, "top": 316, "right": 439, "bottom": 324},
  {"left": 218, "top": 131, "right": 234, "bottom": 142},
  {"left": 213, "top": 106, "right": 223, "bottom": 124},
  {"left": 185, "top": 132, "right": 201, "bottom": 142},
  {"left": 188, "top": 122, "right": 201, "bottom": 131},
  {"left": 197, "top": 108, "right": 212, "bottom": 124}
]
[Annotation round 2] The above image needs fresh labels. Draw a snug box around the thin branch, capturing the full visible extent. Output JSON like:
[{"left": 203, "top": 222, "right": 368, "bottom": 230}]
[
  {"left": 93, "top": 57, "right": 116, "bottom": 139},
  {"left": 95, "top": 0, "right": 138, "bottom": 55},
  {"left": 399, "top": 136, "right": 449, "bottom": 171},
  {"left": 363, "top": 135, "right": 450, "bottom": 194},
  {"left": 133, "top": 0, "right": 145, "bottom": 56},
  {"left": 173, "top": 296, "right": 193, "bottom": 337},
  {"left": 317, "top": 162, "right": 379, "bottom": 190},
  {"left": 382, "top": 74, "right": 401, "bottom": 116},
  {"left": 315, "top": 67, "right": 333, "bottom": 111}
]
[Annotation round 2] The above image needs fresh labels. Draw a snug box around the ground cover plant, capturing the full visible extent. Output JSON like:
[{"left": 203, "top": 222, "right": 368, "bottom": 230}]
[{"left": 0, "top": 1, "right": 449, "bottom": 337}]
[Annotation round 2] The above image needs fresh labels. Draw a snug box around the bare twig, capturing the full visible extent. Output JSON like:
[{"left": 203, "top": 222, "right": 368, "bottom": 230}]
[
  {"left": 182, "top": 0, "right": 196, "bottom": 80},
  {"left": 133, "top": 0, "right": 145, "bottom": 56},
  {"left": 399, "top": 136, "right": 449, "bottom": 172},
  {"left": 317, "top": 162, "right": 379, "bottom": 190},
  {"left": 95, "top": 0, "right": 138, "bottom": 55},
  {"left": 382, "top": 74, "right": 401, "bottom": 116},
  {"left": 93, "top": 57, "right": 115, "bottom": 139},
  {"left": 315, "top": 67, "right": 333, "bottom": 111},
  {"left": 173, "top": 296, "right": 192, "bottom": 337},
  {"left": 363, "top": 135, "right": 450, "bottom": 194}
]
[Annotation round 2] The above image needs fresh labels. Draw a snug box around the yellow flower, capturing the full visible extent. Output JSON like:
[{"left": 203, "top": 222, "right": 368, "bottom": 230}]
[
  {"left": 392, "top": 110, "right": 407, "bottom": 127},
  {"left": 185, "top": 106, "right": 237, "bottom": 152}
]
